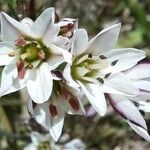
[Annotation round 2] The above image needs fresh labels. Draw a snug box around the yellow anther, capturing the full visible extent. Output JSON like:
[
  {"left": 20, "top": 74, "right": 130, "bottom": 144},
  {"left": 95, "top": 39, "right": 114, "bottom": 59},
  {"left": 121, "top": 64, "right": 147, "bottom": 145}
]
[
  {"left": 20, "top": 52, "right": 30, "bottom": 60},
  {"left": 8, "top": 51, "right": 15, "bottom": 57},
  {"left": 28, "top": 64, "right": 33, "bottom": 69}
]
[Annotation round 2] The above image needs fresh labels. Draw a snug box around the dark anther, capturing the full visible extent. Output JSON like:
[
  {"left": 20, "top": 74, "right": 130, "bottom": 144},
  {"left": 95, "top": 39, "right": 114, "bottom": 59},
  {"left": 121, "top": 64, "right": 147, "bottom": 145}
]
[
  {"left": 88, "top": 53, "right": 92, "bottom": 58},
  {"left": 133, "top": 102, "right": 140, "bottom": 107},
  {"left": 99, "top": 55, "right": 107, "bottom": 59},
  {"left": 104, "top": 72, "right": 111, "bottom": 78},
  {"left": 139, "top": 110, "right": 145, "bottom": 116},
  {"left": 111, "top": 60, "right": 118, "bottom": 66},
  {"left": 97, "top": 78, "right": 104, "bottom": 84}
]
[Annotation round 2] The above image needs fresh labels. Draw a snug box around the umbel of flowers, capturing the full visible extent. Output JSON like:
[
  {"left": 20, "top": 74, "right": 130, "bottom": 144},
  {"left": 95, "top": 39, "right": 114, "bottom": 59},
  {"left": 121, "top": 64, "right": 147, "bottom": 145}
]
[{"left": 0, "top": 7, "right": 150, "bottom": 142}]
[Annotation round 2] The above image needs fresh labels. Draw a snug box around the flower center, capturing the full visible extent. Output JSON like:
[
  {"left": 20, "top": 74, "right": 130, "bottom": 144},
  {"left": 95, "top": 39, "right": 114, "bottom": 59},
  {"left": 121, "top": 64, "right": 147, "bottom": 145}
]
[
  {"left": 71, "top": 53, "right": 111, "bottom": 83},
  {"left": 8, "top": 37, "right": 51, "bottom": 79},
  {"left": 10, "top": 37, "right": 51, "bottom": 68}
]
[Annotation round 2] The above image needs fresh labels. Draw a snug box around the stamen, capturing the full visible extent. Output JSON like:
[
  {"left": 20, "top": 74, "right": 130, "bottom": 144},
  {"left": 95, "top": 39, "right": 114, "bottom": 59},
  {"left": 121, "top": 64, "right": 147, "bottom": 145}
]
[
  {"left": 8, "top": 51, "right": 15, "bottom": 57},
  {"left": 104, "top": 72, "right": 111, "bottom": 78},
  {"left": 88, "top": 53, "right": 92, "bottom": 58},
  {"left": 28, "top": 64, "right": 33, "bottom": 69},
  {"left": 15, "top": 37, "right": 26, "bottom": 46},
  {"left": 139, "top": 110, "right": 145, "bottom": 116},
  {"left": 111, "top": 60, "right": 118, "bottom": 66},
  {"left": 16, "top": 59, "right": 25, "bottom": 79},
  {"left": 38, "top": 50, "right": 46, "bottom": 60},
  {"left": 61, "top": 89, "right": 68, "bottom": 101},
  {"left": 133, "top": 102, "right": 140, "bottom": 107},
  {"left": 99, "top": 55, "right": 107, "bottom": 59},
  {"left": 68, "top": 98, "right": 80, "bottom": 111},
  {"left": 97, "top": 78, "right": 104, "bottom": 84},
  {"left": 21, "top": 52, "right": 30, "bottom": 60},
  {"left": 49, "top": 104, "right": 58, "bottom": 118}
]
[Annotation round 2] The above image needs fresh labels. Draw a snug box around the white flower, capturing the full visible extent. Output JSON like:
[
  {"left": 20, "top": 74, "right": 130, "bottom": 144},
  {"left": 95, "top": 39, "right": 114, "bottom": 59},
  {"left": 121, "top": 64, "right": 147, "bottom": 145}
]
[
  {"left": 27, "top": 80, "right": 85, "bottom": 141},
  {"left": 107, "top": 62, "right": 150, "bottom": 142},
  {"left": 0, "top": 8, "right": 72, "bottom": 103},
  {"left": 63, "top": 24, "right": 145, "bottom": 116}
]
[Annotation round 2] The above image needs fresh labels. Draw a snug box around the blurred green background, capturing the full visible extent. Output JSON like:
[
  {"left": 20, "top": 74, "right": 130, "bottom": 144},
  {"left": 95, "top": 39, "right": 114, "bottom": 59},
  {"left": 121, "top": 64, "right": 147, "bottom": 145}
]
[{"left": 0, "top": 0, "right": 150, "bottom": 149}]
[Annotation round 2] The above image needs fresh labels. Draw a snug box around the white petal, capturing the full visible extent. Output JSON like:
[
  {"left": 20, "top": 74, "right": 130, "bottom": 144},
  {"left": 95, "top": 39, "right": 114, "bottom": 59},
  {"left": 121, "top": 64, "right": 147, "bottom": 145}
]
[
  {"left": 87, "top": 23, "right": 121, "bottom": 55},
  {"left": 57, "top": 18, "right": 78, "bottom": 27},
  {"left": 71, "top": 29, "right": 88, "bottom": 56},
  {"left": 51, "top": 36, "right": 70, "bottom": 48},
  {"left": 42, "top": 23, "right": 60, "bottom": 47},
  {"left": 104, "top": 73, "right": 139, "bottom": 96},
  {"left": 49, "top": 117, "right": 64, "bottom": 141},
  {"left": 0, "top": 64, "right": 26, "bottom": 96},
  {"left": 125, "top": 63, "right": 150, "bottom": 79},
  {"left": 32, "top": 8, "right": 55, "bottom": 38},
  {"left": 108, "top": 94, "right": 147, "bottom": 130},
  {"left": 1, "top": 12, "right": 31, "bottom": 37},
  {"left": 0, "top": 44, "right": 15, "bottom": 66},
  {"left": 127, "top": 121, "right": 150, "bottom": 142},
  {"left": 21, "top": 17, "right": 34, "bottom": 27},
  {"left": 138, "top": 101, "right": 150, "bottom": 112},
  {"left": 27, "top": 63, "right": 53, "bottom": 103},
  {"left": 133, "top": 80, "right": 150, "bottom": 92},
  {"left": 67, "top": 97, "right": 86, "bottom": 115},
  {"left": 78, "top": 81, "right": 107, "bottom": 116},
  {"left": 102, "top": 48, "right": 145, "bottom": 74},
  {"left": 34, "top": 101, "right": 51, "bottom": 128},
  {"left": 1, "top": 13, "right": 20, "bottom": 41},
  {"left": 47, "top": 44, "right": 72, "bottom": 70},
  {"left": 63, "top": 64, "right": 80, "bottom": 90},
  {"left": 61, "top": 86, "right": 85, "bottom": 115}
]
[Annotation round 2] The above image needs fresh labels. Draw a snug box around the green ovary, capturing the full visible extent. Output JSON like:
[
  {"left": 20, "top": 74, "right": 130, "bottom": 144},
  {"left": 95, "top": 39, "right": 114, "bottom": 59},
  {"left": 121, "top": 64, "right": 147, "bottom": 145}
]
[
  {"left": 71, "top": 57, "right": 99, "bottom": 81},
  {"left": 24, "top": 45, "right": 40, "bottom": 61}
]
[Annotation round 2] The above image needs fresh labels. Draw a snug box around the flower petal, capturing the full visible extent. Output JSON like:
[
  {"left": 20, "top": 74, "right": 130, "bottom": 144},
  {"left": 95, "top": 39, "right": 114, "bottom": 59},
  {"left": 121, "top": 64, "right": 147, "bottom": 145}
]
[
  {"left": 1, "top": 12, "right": 31, "bottom": 37},
  {"left": 34, "top": 99, "right": 65, "bottom": 141},
  {"left": 1, "top": 13, "right": 21, "bottom": 41},
  {"left": 102, "top": 48, "right": 145, "bottom": 74},
  {"left": 108, "top": 94, "right": 147, "bottom": 130},
  {"left": 27, "top": 63, "right": 53, "bottom": 103},
  {"left": 63, "top": 64, "right": 80, "bottom": 90},
  {"left": 42, "top": 23, "right": 60, "bottom": 47},
  {"left": 47, "top": 44, "right": 72, "bottom": 70},
  {"left": 32, "top": 8, "right": 55, "bottom": 38},
  {"left": 71, "top": 29, "right": 88, "bottom": 56},
  {"left": 87, "top": 23, "right": 121, "bottom": 55},
  {"left": 125, "top": 63, "right": 150, "bottom": 80},
  {"left": 127, "top": 121, "right": 150, "bottom": 142},
  {"left": 104, "top": 73, "right": 139, "bottom": 96},
  {"left": 51, "top": 36, "right": 70, "bottom": 49},
  {"left": 34, "top": 101, "right": 51, "bottom": 128},
  {"left": 78, "top": 81, "right": 107, "bottom": 116},
  {"left": 49, "top": 117, "right": 64, "bottom": 141},
  {"left": 0, "top": 44, "right": 15, "bottom": 66},
  {"left": 0, "top": 64, "right": 26, "bottom": 96},
  {"left": 133, "top": 80, "right": 150, "bottom": 93},
  {"left": 138, "top": 101, "right": 150, "bottom": 112}
]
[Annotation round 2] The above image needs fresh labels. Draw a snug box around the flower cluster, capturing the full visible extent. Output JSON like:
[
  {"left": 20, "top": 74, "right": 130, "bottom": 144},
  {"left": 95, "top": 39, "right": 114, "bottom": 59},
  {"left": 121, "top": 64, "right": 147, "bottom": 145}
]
[{"left": 0, "top": 7, "right": 150, "bottom": 142}]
